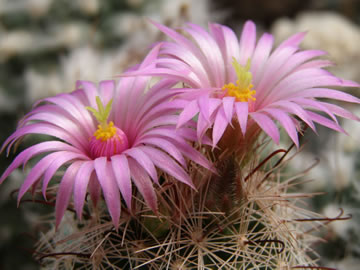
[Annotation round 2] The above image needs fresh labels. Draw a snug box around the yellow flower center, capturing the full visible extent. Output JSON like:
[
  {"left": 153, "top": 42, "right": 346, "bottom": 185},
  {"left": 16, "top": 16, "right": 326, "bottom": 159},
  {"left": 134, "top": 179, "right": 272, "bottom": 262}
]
[
  {"left": 86, "top": 96, "right": 129, "bottom": 158},
  {"left": 93, "top": 121, "right": 117, "bottom": 141},
  {"left": 86, "top": 96, "right": 117, "bottom": 141},
  {"left": 222, "top": 58, "right": 256, "bottom": 102}
]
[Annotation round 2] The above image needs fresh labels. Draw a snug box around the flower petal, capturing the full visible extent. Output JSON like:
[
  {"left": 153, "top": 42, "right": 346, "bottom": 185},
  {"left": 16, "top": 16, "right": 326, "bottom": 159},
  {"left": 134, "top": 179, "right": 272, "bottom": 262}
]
[
  {"left": 125, "top": 147, "right": 158, "bottom": 184},
  {"left": 252, "top": 33, "right": 274, "bottom": 83},
  {"left": 140, "top": 146, "right": 195, "bottom": 189},
  {"left": 271, "top": 100, "right": 316, "bottom": 131},
  {"left": 74, "top": 161, "right": 94, "bottom": 219},
  {"left": 55, "top": 161, "right": 82, "bottom": 228},
  {"left": 198, "top": 94, "right": 211, "bottom": 123},
  {"left": 264, "top": 108, "right": 299, "bottom": 147},
  {"left": 251, "top": 112, "right": 280, "bottom": 144},
  {"left": 88, "top": 174, "right": 101, "bottom": 207},
  {"left": 186, "top": 23, "right": 225, "bottom": 86},
  {"left": 213, "top": 107, "right": 228, "bottom": 148},
  {"left": 128, "top": 158, "right": 157, "bottom": 212},
  {"left": 209, "top": 23, "right": 240, "bottom": 82},
  {"left": 111, "top": 155, "right": 132, "bottom": 210},
  {"left": 319, "top": 102, "right": 360, "bottom": 121},
  {"left": 94, "top": 157, "right": 121, "bottom": 228},
  {"left": 99, "top": 80, "right": 115, "bottom": 107},
  {"left": 239, "top": 20, "right": 256, "bottom": 65},
  {"left": 292, "top": 88, "right": 360, "bottom": 103},
  {"left": 140, "top": 137, "right": 186, "bottom": 167},
  {"left": 235, "top": 102, "right": 249, "bottom": 136},
  {"left": 177, "top": 100, "right": 199, "bottom": 128},
  {"left": 307, "top": 111, "right": 346, "bottom": 134},
  {"left": 276, "top": 31, "right": 306, "bottom": 51},
  {"left": 17, "top": 152, "right": 66, "bottom": 204},
  {"left": 222, "top": 96, "right": 235, "bottom": 124},
  {"left": 170, "top": 138, "right": 215, "bottom": 173},
  {"left": 0, "top": 141, "right": 78, "bottom": 184},
  {"left": 2, "top": 123, "right": 86, "bottom": 154},
  {"left": 42, "top": 151, "right": 88, "bottom": 199}
]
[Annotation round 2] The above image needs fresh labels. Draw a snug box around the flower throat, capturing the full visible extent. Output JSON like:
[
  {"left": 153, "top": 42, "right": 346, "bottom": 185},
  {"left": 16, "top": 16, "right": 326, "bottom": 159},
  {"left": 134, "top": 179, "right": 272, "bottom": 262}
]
[
  {"left": 86, "top": 97, "right": 128, "bottom": 158},
  {"left": 222, "top": 58, "right": 256, "bottom": 102}
]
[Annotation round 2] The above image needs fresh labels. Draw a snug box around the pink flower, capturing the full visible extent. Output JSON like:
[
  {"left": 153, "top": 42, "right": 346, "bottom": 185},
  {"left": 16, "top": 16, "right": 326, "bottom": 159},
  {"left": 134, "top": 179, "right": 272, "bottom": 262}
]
[
  {"left": 0, "top": 49, "right": 211, "bottom": 228},
  {"left": 133, "top": 21, "right": 360, "bottom": 147}
]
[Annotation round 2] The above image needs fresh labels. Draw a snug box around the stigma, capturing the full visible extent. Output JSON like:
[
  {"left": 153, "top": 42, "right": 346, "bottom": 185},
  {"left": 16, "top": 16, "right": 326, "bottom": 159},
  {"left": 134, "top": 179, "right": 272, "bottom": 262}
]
[
  {"left": 222, "top": 58, "right": 256, "bottom": 102},
  {"left": 87, "top": 97, "right": 129, "bottom": 158}
]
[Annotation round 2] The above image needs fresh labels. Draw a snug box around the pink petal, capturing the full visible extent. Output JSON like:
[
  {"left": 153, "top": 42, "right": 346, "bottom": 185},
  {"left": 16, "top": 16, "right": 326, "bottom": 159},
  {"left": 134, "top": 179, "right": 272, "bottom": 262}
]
[
  {"left": 140, "top": 115, "right": 178, "bottom": 134},
  {"left": 59, "top": 93, "right": 96, "bottom": 137},
  {"left": 296, "top": 59, "right": 333, "bottom": 70},
  {"left": 239, "top": 20, "right": 256, "bottom": 65},
  {"left": 135, "top": 99, "right": 187, "bottom": 135},
  {"left": 198, "top": 95, "right": 211, "bottom": 123},
  {"left": 252, "top": 33, "right": 274, "bottom": 83},
  {"left": 177, "top": 100, "right": 199, "bottom": 128},
  {"left": 150, "top": 20, "right": 207, "bottom": 67},
  {"left": 99, "top": 80, "right": 115, "bottom": 107},
  {"left": 74, "top": 161, "right": 94, "bottom": 218},
  {"left": 307, "top": 111, "right": 346, "bottom": 134},
  {"left": 212, "top": 107, "right": 228, "bottom": 148},
  {"left": 88, "top": 174, "right": 101, "bottom": 207},
  {"left": 140, "top": 137, "right": 186, "bottom": 167},
  {"left": 157, "top": 47, "right": 209, "bottom": 87},
  {"left": 169, "top": 136, "right": 214, "bottom": 172},
  {"left": 186, "top": 24, "right": 225, "bottom": 86},
  {"left": 22, "top": 105, "right": 92, "bottom": 138},
  {"left": 276, "top": 32, "right": 306, "bottom": 51},
  {"left": 111, "top": 155, "right": 132, "bottom": 210},
  {"left": 290, "top": 97, "right": 338, "bottom": 124},
  {"left": 222, "top": 97, "right": 235, "bottom": 124},
  {"left": 235, "top": 102, "right": 249, "bottom": 136},
  {"left": 319, "top": 102, "right": 360, "bottom": 121},
  {"left": 55, "top": 161, "right": 82, "bottom": 228},
  {"left": 267, "top": 70, "right": 345, "bottom": 104},
  {"left": 76, "top": 80, "right": 98, "bottom": 108},
  {"left": 270, "top": 100, "right": 316, "bottom": 131},
  {"left": 127, "top": 77, "right": 150, "bottom": 115},
  {"left": 292, "top": 88, "right": 360, "bottom": 104},
  {"left": 17, "top": 152, "right": 65, "bottom": 204},
  {"left": 94, "top": 157, "right": 121, "bottom": 228},
  {"left": 256, "top": 46, "right": 298, "bottom": 100},
  {"left": 196, "top": 98, "right": 222, "bottom": 141},
  {"left": 264, "top": 108, "right": 299, "bottom": 147},
  {"left": 222, "top": 25, "right": 241, "bottom": 66},
  {"left": 251, "top": 112, "right": 280, "bottom": 144},
  {"left": 122, "top": 67, "right": 199, "bottom": 90},
  {"left": 2, "top": 123, "right": 86, "bottom": 154},
  {"left": 42, "top": 152, "right": 88, "bottom": 199},
  {"left": 0, "top": 141, "right": 78, "bottom": 184},
  {"left": 209, "top": 98, "right": 223, "bottom": 117},
  {"left": 140, "top": 146, "right": 195, "bottom": 189},
  {"left": 128, "top": 158, "right": 157, "bottom": 212},
  {"left": 209, "top": 23, "right": 240, "bottom": 82},
  {"left": 134, "top": 79, "right": 180, "bottom": 123},
  {"left": 43, "top": 93, "right": 93, "bottom": 137},
  {"left": 113, "top": 77, "right": 134, "bottom": 126},
  {"left": 139, "top": 43, "right": 161, "bottom": 69},
  {"left": 277, "top": 50, "right": 327, "bottom": 78},
  {"left": 125, "top": 148, "right": 158, "bottom": 184},
  {"left": 197, "top": 111, "right": 212, "bottom": 142}
]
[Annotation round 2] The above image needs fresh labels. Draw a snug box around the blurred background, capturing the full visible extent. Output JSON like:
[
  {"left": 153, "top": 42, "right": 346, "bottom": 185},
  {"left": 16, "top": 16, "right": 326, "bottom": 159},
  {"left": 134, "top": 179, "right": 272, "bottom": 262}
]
[{"left": 0, "top": 0, "right": 359, "bottom": 269}]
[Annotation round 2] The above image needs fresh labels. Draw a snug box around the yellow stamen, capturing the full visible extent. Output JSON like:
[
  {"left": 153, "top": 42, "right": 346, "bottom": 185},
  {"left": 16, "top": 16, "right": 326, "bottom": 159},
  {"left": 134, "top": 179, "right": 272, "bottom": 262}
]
[
  {"left": 222, "top": 58, "right": 256, "bottom": 102},
  {"left": 86, "top": 97, "right": 117, "bottom": 141},
  {"left": 93, "top": 121, "right": 118, "bottom": 141}
]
